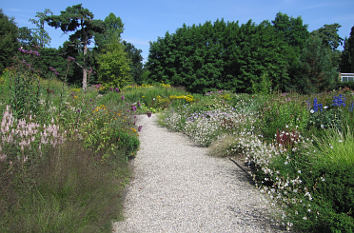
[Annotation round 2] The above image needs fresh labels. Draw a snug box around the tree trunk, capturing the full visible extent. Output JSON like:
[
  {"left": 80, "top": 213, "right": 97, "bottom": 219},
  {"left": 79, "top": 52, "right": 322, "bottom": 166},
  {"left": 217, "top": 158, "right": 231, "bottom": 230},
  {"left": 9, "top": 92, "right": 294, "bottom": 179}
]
[{"left": 82, "top": 39, "right": 88, "bottom": 91}]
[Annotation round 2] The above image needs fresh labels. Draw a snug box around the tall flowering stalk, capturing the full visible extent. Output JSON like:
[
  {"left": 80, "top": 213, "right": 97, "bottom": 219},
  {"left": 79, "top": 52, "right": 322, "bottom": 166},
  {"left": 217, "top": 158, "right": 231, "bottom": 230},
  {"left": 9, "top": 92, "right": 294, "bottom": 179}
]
[{"left": 0, "top": 105, "right": 65, "bottom": 166}]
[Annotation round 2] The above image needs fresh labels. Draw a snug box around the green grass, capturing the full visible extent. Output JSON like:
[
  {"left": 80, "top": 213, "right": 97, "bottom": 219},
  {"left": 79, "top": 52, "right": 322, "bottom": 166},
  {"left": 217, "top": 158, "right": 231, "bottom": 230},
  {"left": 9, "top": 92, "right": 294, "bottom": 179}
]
[{"left": 0, "top": 142, "right": 129, "bottom": 233}]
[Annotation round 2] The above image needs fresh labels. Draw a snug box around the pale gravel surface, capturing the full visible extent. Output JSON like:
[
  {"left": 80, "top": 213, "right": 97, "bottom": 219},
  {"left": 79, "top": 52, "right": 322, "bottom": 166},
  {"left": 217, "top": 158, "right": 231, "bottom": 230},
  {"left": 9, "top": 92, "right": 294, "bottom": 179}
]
[{"left": 113, "top": 114, "right": 285, "bottom": 233}]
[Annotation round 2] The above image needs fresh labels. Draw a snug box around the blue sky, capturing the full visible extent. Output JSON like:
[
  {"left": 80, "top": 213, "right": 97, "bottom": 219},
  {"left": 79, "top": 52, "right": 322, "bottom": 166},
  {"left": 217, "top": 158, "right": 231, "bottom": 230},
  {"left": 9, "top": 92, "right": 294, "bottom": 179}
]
[{"left": 2, "top": 0, "right": 354, "bottom": 62}]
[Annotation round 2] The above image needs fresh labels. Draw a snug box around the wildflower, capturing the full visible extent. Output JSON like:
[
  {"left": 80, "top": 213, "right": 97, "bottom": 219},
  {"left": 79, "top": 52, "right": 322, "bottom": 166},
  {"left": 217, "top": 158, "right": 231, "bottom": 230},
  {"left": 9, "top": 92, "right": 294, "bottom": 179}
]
[
  {"left": 138, "top": 125, "right": 143, "bottom": 132},
  {"left": 303, "top": 216, "right": 307, "bottom": 220},
  {"left": 313, "top": 98, "right": 323, "bottom": 112},
  {"left": 121, "top": 95, "right": 125, "bottom": 101},
  {"left": 115, "top": 87, "right": 119, "bottom": 93},
  {"left": 130, "top": 128, "right": 137, "bottom": 133},
  {"left": 131, "top": 105, "right": 137, "bottom": 112},
  {"left": 147, "top": 112, "right": 152, "bottom": 118},
  {"left": 332, "top": 94, "right": 346, "bottom": 107}
]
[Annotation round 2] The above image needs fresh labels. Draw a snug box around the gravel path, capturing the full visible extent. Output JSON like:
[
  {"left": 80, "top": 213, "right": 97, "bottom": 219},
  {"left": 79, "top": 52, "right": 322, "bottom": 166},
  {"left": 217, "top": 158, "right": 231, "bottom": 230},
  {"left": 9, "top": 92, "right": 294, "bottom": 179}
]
[{"left": 113, "top": 114, "right": 284, "bottom": 233}]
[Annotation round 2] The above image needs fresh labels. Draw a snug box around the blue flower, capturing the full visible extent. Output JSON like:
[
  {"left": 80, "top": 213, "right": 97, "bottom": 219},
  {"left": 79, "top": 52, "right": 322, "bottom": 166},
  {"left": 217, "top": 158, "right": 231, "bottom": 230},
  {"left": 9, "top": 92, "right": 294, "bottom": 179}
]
[
  {"left": 313, "top": 98, "right": 323, "bottom": 112},
  {"left": 332, "top": 94, "right": 346, "bottom": 107}
]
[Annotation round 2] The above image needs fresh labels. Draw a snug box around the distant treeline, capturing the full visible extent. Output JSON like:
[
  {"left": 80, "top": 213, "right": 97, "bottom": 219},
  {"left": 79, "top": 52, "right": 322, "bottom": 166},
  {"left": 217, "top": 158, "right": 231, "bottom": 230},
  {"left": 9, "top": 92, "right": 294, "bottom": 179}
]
[{"left": 146, "top": 13, "right": 354, "bottom": 93}]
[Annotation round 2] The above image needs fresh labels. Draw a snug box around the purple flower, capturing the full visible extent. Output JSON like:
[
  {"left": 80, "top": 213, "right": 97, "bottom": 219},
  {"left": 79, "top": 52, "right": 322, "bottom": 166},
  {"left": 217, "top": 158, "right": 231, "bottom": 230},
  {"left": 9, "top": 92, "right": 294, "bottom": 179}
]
[
  {"left": 31, "top": 50, "right": 40, "bottom": 56},
  {"left": 137, "top": 101, "right": 141, "bottom": 107},
  {"left": 147, "top": 112, "right": 152, "bottom": 118},
  {"left": 138, "top": 125, "right": 143, "bottom": 132},
  {"left": 115, "top": 87, "right": 120, "bottom": 93},
  {"left": 121, "top": 95, "right": 125, "bottom": 101},
  {"left": 67, "top": 56, "right": 75, "bottom": 62},
  {"left": 131, "top": 105, "right": 137, "bottom": 112}
]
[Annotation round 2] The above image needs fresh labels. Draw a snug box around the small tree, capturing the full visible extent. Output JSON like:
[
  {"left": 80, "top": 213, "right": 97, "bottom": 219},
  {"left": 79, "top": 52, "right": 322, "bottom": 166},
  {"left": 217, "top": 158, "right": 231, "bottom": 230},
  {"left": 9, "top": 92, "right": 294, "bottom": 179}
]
[
  {"left": 97, "top": 38, "right": 132, "bottom": 88},
  {"left": 45, "top": 4, "right": 104, "bottom": 90},
  {"left": 29, "top": 9, "right": 52, "bottom": 48}
]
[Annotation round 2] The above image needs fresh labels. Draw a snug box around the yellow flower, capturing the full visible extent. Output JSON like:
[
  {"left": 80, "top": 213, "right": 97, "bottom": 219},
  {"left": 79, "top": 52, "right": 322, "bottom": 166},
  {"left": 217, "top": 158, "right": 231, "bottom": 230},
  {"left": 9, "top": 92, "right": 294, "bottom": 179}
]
[
  {"left": 73, "top": 95, "right": 78, "bottom": 99},
  {"left": 130, "top": 128, "right": 137, "bottom": 133}
]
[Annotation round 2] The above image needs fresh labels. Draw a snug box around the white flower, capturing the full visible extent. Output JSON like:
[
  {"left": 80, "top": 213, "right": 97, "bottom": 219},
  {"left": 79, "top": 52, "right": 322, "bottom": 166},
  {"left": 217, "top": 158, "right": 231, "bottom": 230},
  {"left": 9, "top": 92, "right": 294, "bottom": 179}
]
[
  {"left": 324, "top": 106, "right": 328, "bottom": 109},
  {"left": 310, "top": 109, "right": 315, "bottom": 113},
  {"left": 303, "top": 216, "right": 307, "bottom": 220}
]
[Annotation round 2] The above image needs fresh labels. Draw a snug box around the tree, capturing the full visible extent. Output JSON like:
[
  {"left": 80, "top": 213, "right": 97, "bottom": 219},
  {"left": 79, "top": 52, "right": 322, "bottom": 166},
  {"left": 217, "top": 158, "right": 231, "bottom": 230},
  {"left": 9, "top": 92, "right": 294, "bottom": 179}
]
[
  {"left": 95, "top": 12, "right": 124, "bottom": 50},
  {"left": 45, "top": 4, "right": 104, "bottom": 90},
  {"left": 97, "top": 38, "right": 132, "bottom": 88},
  {"left": 29, "top": 9, "right": 52, "bottom": 48},
  {"left": 122, "top": 40, "right": 143, "bottom": 84},
  {"left": 341, "top": 26, "right": 354, "bottom": 73},
  {"left": 18, "top": 26, "right": 34, "bottom": 47},
  {"left": 297, "top": 34, "right": 338, "bottom": 93},
  {"left": 0, "top": 9, "right": 19, "bottom": 74},
  {"left": 313, "top": 23, "right": 343, "bottom": 51}
]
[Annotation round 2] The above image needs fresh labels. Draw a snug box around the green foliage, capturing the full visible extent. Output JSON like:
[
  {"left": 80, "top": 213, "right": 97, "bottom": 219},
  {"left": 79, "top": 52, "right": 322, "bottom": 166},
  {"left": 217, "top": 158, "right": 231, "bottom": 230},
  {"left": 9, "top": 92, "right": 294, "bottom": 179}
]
[
  {"left": 6, "top": 70, "right": 40, "bottom": 118},
  {"left": 297, "top": 34, "right": 338, "bottom": 93},
  {"left": 259, "top": 98, "right": 310, "bottom": 140},
  {"left": 0, "top": 10, "right": 19, "bottom": 74},
  {"left": 340, "top": 26, "right": 354, "bottom": 73},
  {"left": 146, "top": 13, "right": 342, "bottom": 94},
  {"left": 251, "top": 72, "right": 272, "bottom": 94},
  {"left": 97, "top": 41, "right": 132, "bottom": 88},
  {"left": 28, "top": 9, "right": 53, "bottom": 48},
  {"left": 161, "top": 90, "right": 353, "bottom": 232},
  {"left": 95, "top": 12, "right": 124, "bottom": 49},
  {"left": 45, "top": 4, "right": 105, "bottom": 90},
  {"left": 1, "top": 68, "right": 140, "bottom": 232},
  {"left": 0, "top": 142, "right": 129, "bottom": 233},
  {"left": 17, "top": 27, "right": 34, "bottom": 47},
  {"left": 122, "top": 41, "right": 144, "bottom": 84},
  {"left": 147, "top": 18, "right": 293, "bottom": 93}
]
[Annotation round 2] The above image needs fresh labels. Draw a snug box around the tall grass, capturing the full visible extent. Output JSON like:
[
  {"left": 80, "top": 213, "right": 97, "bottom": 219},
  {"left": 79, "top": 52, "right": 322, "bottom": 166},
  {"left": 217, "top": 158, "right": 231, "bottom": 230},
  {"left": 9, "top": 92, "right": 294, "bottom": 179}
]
[{"left": 0, "top": 141, "right": 129, "bottom": 233}]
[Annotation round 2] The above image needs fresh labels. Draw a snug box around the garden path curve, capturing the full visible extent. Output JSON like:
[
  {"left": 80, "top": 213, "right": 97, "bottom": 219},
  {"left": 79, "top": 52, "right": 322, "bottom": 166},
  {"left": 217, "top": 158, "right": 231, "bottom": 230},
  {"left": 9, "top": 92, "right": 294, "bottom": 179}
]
[{"left": 113, "top": 114, "right": 284, "bottom": 233}]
